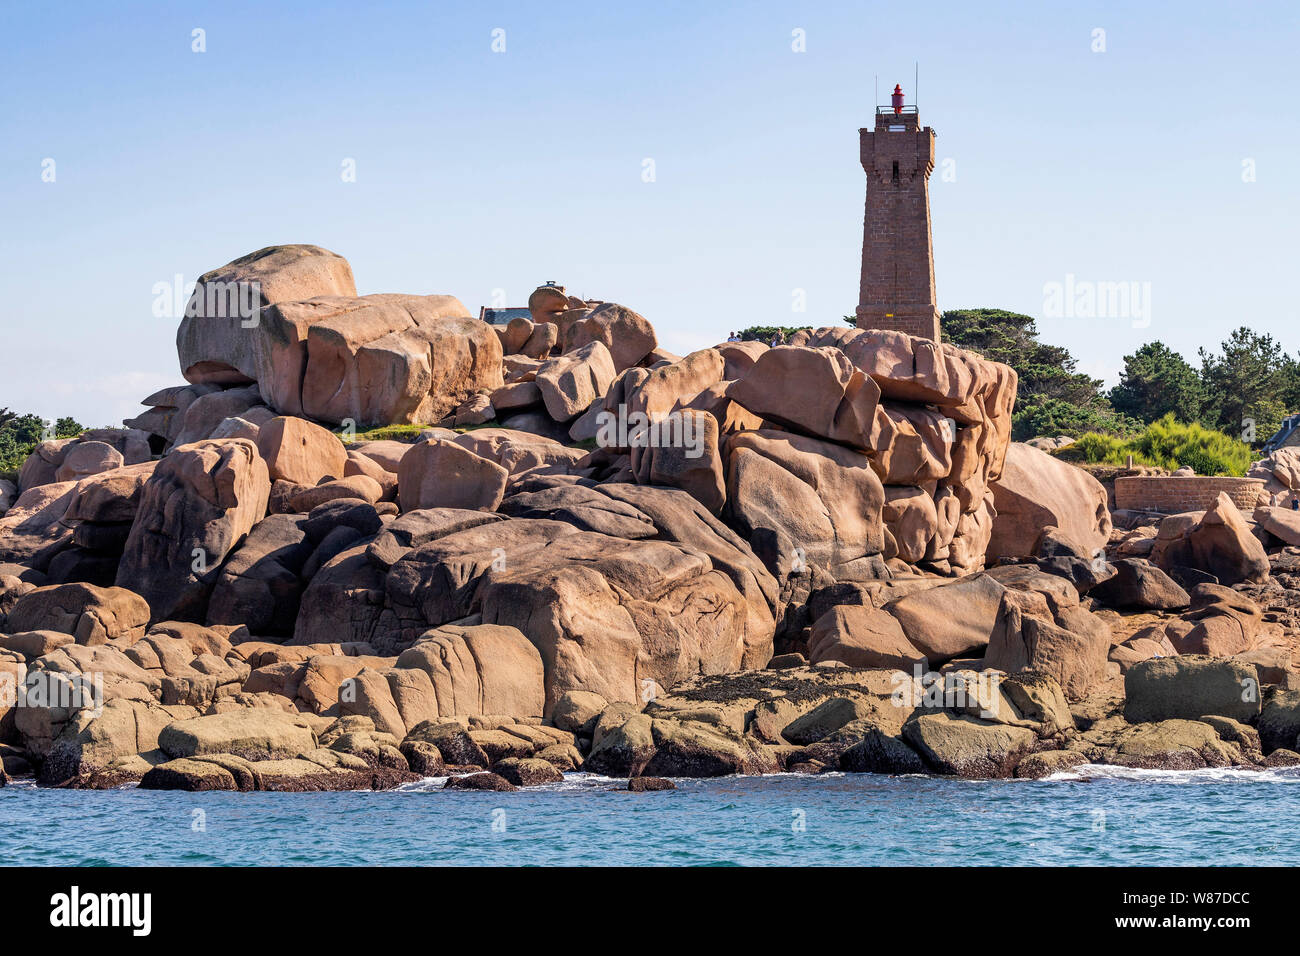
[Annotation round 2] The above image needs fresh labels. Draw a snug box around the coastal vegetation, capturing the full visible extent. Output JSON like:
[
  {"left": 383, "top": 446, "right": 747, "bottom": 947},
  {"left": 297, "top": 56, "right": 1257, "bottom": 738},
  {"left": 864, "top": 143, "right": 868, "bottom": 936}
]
[
  {"left": 1056, "top": 415, "right": 1255, "bottom": 476},
  {"left": 0, "top": 409, "right": 85, "bottom": 481}
]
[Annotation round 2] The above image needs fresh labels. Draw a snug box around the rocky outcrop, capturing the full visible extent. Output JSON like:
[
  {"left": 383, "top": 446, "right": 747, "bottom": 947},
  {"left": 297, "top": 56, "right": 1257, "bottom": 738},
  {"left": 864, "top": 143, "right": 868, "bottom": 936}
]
[
  {"left": 1124, "top": 656, "right": 1260, "bottom": 724},
  {"left": 256, "top": 417, "right": 346, "bottom": 486},
  {"left": 1151, "top": 493, "right": 1270, "bottom": 586},
  {"left": 14, "top": 244, "right": 1299, "bottom": 792},
  {"left": 205, "top": 513, "right": 314, "bottom": 636},
  {"left": 725, "top": 429, "right": 886, "bottom": 609},
  {"left": 177, "top": 248, "right": 502, "bottom": 427},
  {"left": 177, "top": 245, "right": 357, "bottom": 388},
  {"left": 986, "top": 442, "right": 1111, "bottom": 562},
  {"left": 396, "top": 439, "right": 509, "bottom": 512},
  {"left": 1249, "top": 447, "right": 1300, "bottom": 506},
  {"left": 115, "top": 440, "right": 271, "bottom": 622},
  {"left": 807, "top": 604, "right": 926, "bottom": 670},
  {"left": 1089, "top": 557, "right": 1190, "bottom": 610},
  {"left": 5, "top": 582, "right": 149, "bottom": 645}
]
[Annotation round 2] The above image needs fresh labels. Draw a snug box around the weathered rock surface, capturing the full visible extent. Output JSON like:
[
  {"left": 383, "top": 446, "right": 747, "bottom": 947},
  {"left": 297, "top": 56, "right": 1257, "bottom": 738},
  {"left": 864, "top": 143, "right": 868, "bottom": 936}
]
[
  {"left": 115, "top": 439, "right": 271, "bottom": 622},
  {"left": 177, "top": 244, "right": 357, "bottom": 388},
  {"left": 902, "top": 712, "right": 1037, "bottom": 778},
  {"left": 256, "top": 416, "right": 346, "bottom": 486},
  {"left": 17, "top": 270, "right": 1297, "bottom": 791},
  {"left": 807, "top": 604, "right": 926, "bottom": 670},
  {"left": 1151, "top": 494, "right": 1270, "bottom": 586},
  {"left": 397, "top": 439, "right": 509, "bottom": 513},
  {"left": 5, "top": 582, "right": 149, "bottom": 645},
  {"left": 1123, "top": 656, "right": 1260, "bottom": 723},
  {"left": 986, "top": 442, "right": 1111, "bottom": 561},
  {"left": 536, "top": 341, "right": 616, "bottom": 421}
]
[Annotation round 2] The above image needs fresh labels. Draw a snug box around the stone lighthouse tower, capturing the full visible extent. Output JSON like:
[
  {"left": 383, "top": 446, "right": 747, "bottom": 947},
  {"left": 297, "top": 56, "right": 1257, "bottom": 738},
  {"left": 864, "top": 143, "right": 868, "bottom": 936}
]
[{"left": 855, "top": 84, "right": 941, "bottom": 342}]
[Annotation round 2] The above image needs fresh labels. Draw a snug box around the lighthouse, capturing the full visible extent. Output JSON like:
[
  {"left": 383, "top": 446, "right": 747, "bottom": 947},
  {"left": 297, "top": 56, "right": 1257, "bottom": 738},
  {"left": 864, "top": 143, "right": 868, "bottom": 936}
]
[{"left": 855, "top": 84, "right": 941, "bottom": 342}]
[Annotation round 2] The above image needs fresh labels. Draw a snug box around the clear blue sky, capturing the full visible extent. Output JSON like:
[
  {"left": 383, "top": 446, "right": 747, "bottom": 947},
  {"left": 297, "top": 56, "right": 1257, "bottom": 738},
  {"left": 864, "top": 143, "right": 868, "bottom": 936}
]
[{"left": 2, "top": 0, "right": 1296, "bottom": 427}]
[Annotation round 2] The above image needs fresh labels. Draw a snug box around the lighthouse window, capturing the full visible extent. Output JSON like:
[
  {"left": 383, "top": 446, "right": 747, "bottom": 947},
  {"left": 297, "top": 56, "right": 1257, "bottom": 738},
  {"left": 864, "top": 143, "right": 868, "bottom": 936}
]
[{"left": 892, "top": 161, "right": 899, "bottom": 182}]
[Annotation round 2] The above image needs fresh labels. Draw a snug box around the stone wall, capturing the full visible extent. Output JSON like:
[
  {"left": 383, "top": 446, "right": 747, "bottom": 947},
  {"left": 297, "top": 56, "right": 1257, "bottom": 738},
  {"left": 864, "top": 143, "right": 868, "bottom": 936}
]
[{"left": 1114, "top": 475, "right": 1266, "bottom": 514}]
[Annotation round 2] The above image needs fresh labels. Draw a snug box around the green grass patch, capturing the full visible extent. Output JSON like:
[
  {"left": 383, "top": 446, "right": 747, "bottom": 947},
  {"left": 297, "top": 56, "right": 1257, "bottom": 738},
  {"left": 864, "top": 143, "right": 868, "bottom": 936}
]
[{"left": 338, "top": 423, "right": 434, "bottom": 444}]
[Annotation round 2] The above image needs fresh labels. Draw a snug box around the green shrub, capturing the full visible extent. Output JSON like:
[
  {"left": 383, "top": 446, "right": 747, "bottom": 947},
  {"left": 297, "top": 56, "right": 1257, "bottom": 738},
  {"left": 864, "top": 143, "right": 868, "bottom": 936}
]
[
  {"left": 1067, "top": 431, "right": 1127, "bottom": 464},
  {"left": 1060, "top": 415, "right": 1253, "bottom": 476}
]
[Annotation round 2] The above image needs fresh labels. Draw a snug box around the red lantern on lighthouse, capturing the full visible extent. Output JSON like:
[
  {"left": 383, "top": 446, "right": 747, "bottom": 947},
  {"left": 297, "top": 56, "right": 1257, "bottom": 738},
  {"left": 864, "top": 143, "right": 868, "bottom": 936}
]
[{"left": 891, "top": 83, "right": 904, "bottom": 115}]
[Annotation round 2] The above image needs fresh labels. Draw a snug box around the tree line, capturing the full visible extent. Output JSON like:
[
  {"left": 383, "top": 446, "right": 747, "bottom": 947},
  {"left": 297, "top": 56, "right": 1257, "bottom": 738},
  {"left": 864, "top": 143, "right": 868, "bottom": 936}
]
[{"left": 941, "top": 310, "right": 1300, "bottom": 446}]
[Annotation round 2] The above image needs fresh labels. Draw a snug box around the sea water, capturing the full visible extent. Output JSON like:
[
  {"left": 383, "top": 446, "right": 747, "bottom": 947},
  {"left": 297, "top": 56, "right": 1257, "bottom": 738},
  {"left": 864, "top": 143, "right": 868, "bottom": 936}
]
[{"left": 2, "top": 766, "right": 1297, "bottom": 866}]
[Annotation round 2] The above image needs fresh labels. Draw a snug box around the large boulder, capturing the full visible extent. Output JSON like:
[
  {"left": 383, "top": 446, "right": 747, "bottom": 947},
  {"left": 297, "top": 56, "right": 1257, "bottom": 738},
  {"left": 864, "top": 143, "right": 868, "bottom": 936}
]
[
  {"left": 583, "top": 713, "right": 657, "bottom": 776},
  {"left": 293, "top": 294, "right": 502, "bottom": 426},
  {"left": 884, "top": 572, "right": 1007, "bottom": 663},
  {"left": 807, "top": 326, "right": 1018, "bottom": 488},
  {"left": 205, "top": 513, "right": 314, "bottom": 636},
  {"left": 536, "top": 341, "right": 616, "bottom": 421},
  {"left": 1089, "top": 558, "right": 1190, "bottom": 610},
  {"left": 724, "top": 429, "right": 885, "bottom": 600},
  {"left": 882, "top": 485, "right": 938, "bottom": 564},
  {"left": 393, "top": 624, "right": 546, "bottom": 721},
  {"left": 256, "top": 416, "right": 347, "bottom": 486},
  {"left": 1254, "top": 505, "right": 1300, "bottom": 546},
  {"left": 5, "top": 582, "right": 149, "bottom": 645},
  {"left": 629, "top": 408, "right": 726, "bottom": 513},
  {"left": 169, "top": 386, "right": 266, "bottom": 446},
  {"left": 901, "top": 712, "right": 1037, "bottom": 778},
  {"left": 983, "top": 587, "right": 1111, "bottom": 699},
  {"left": 17, "top": 439, "right": 75, "bottom": 492},
  {"left": 180, "top": 250, "right": 502, "bottom": 427},
  {"left": 986, "top": 443, "right": 1111, "bottom": 561},
  {"left": 479, "top": 529, "right": 761, "bottom": 713},
  {"left": 807, "top": 605, "right": 926, "bottom": 670},
  {"left": 54, "top": 442, "right": 124, "bottom": 483},
  {"left": 726, "top": 346, "right": 881, "bottom": 451},
  {"left": 1124, "top": 656, "right": 1260, "bottom": 724},
  {"left": 0, "top": 480, "right": 77, "bottom": 571},
  {"left": 38, "top": 698, "right": 197, "bottom": 786},
  {"left": 1184, "top": 493, "right": 1269, "bottom": 585},
  {"left": 1258, "top": 690, "right": 1300, "bottom": 754},
  {"left": 396, "top": 439, "right": 509, "bottom": 512},
  {"left": 177, "top": 244, "right": 357, "bottom": 387},
  {"left": 358, "top": 488, "right": 775, "bottom": 712},
  {"left": 641, "top": 718, "right": 778, "bottom": 777},
  {"left": 1248, "top": 447, "right": 1300, "bottom": 505},
  {"left": 115, "top": 439, "right": 271, "bottom": 622},
  {"left": 622, "top": 348, "right": 726, "bottom": 423},
  {"left": 563, "top": 303, "right": 657, "bottom": 372},
  {"left": 868, "top": 403, "right": 953, "bottom": 486},
  {"left": 158, "top": 708, "right": 318, "bottom": 760},
  {"left": 1094, "top": 719, "right": 1243, "bottom": 770}
]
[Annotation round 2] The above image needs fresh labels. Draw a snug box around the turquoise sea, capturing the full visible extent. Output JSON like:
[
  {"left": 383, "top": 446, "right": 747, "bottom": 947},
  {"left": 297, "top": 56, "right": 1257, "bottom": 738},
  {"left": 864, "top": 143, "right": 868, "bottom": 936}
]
[{"left": 3, "top": 766, "right": 1298, "bottom": 866}]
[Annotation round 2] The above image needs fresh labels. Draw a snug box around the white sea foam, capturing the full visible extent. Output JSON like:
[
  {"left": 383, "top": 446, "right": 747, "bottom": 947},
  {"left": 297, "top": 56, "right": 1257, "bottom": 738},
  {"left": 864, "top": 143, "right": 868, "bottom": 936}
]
[
  {"left": 393, "top": 771, "right": 626, "bottom": 793},
  {"left": 1043, "top": 763, "right": 1300, "bottom": 784}
]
